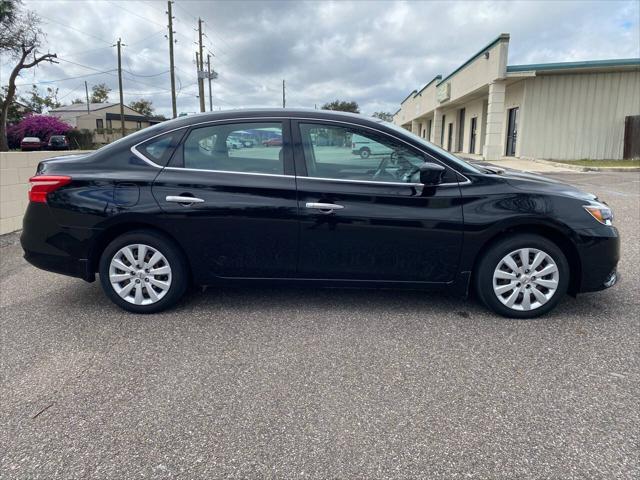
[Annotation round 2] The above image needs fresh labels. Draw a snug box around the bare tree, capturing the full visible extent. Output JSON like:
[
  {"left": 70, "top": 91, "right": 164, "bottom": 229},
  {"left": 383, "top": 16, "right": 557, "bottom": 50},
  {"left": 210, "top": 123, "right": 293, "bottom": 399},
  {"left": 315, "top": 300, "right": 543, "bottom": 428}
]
[{"left": 0, "top": 0, "right": 57, "bottom": 151}]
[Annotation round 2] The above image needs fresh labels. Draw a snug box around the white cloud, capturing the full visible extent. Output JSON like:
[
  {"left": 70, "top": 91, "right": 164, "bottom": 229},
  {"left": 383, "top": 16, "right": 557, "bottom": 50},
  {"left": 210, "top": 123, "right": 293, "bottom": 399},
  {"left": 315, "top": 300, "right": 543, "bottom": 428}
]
[{"left": 1, "top": 0, "right": 638, "bottom": 117}]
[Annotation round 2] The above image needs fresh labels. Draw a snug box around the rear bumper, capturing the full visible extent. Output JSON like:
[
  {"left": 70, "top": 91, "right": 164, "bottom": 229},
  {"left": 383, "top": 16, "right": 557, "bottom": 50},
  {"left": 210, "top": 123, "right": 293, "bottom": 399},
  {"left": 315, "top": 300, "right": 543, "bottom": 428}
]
[
  {"left": 20, "top": 203, "right": 96, "bottom": 282},
  {"left": 23, "top": 250, "right": 94, "bottom": 281},
  {"left": 576, "top": 227, "right": 620, "bottom": 293}
]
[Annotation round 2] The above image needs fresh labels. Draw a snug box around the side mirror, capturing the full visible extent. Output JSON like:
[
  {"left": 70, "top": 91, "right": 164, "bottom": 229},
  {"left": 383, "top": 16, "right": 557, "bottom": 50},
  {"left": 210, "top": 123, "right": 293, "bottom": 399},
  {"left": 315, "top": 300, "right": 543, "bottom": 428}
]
[{"left": 419, "top": 162, "right": 446, "bottom": 185}]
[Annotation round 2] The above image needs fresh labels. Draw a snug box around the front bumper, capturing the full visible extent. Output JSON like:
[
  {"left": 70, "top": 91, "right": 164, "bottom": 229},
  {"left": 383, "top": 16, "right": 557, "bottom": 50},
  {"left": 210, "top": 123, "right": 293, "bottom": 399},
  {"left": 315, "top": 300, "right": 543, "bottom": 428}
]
[{"left": 575, "top": 226, "right": 620, "bottom": 293}]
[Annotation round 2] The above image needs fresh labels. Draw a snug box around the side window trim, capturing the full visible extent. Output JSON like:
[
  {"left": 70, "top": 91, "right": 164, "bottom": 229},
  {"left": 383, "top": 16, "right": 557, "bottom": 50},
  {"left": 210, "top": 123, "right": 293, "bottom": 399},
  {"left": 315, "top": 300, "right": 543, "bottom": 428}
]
[{"left": 292, "top": 119, "right": 458, "bottom": 185}]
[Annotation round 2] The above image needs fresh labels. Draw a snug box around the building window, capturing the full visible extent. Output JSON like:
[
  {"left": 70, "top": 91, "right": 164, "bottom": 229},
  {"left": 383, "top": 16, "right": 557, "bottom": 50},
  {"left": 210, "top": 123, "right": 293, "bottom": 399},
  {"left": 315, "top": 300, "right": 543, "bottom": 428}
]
[
  {"left": 506, "top": 107, "right": 519, "bottom": 156},
  {"left": 96, "top": 119, "right": 104, "bottom": 131},
  {"left": 470, "top": 117, "right": 477, "bottom": 154},
  {"left": 457, "top": 108, "right": 465, "bottom": 152},
  {"left": 440, "top": 115, "right": 446, "bottom": 145},
  {"left": 106, "top": 119, "right": 112, "bottom": 130},
  {"left": 427, "top": 120, "right": 432, "bottom": 141},
  {"left": 136, "top": 121, "right": 142, "bottom": 130}
]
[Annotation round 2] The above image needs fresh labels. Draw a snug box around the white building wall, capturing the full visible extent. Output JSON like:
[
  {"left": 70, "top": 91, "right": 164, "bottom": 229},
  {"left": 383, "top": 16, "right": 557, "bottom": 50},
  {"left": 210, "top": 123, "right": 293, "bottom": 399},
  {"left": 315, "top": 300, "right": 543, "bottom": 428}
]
[{"left": 519, "top": 71, "right": 640, "bottom": 160}]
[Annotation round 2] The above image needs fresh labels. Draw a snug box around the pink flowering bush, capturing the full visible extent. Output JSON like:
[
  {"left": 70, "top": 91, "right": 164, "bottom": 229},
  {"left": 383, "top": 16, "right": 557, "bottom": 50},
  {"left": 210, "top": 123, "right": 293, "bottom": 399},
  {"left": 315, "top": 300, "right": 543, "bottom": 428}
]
[{"left": 7, "top": 115, "right": 72, "bottom": 148}]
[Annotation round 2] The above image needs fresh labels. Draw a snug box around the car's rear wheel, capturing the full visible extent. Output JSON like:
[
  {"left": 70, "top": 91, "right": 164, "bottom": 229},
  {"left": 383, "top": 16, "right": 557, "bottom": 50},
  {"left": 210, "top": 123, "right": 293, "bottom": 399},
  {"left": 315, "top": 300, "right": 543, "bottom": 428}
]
[
  {"left": 475, "top": 234, "right": 569, "bottom": 318},
  {"left": 360, "top": 147, "right": 371, "bottom": 159},
  {"left": 99, "top": 230, "right": 188, "bottom": 313}
]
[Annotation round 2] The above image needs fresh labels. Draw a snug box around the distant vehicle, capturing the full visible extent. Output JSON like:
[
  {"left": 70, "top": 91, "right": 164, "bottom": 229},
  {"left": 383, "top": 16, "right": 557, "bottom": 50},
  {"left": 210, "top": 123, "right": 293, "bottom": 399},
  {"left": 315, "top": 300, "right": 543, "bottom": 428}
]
[
  {"left": 352, "top": 134, "right": 392, "bottom": 158},
  {"left": 47, "top": 135, "right": 69, "bottom": 151},
  {"left": 20, "top": 137, "right": 43, "bottom": 151},
  {"left": 241, "top": 139, "right": 254, "bottom": 148},
  {"left": 226, "top": 137, "right": 242, "bottom": 149},
  {"left": 262, "top": 137, "right": 282, "bottom": 147}
]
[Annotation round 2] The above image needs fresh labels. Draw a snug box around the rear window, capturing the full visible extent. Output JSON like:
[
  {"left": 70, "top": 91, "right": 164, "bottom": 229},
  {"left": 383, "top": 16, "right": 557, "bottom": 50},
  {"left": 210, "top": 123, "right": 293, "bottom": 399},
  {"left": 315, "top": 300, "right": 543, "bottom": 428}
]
[{"left": 137, "top": 131, "right": 183, "bottom": 166}]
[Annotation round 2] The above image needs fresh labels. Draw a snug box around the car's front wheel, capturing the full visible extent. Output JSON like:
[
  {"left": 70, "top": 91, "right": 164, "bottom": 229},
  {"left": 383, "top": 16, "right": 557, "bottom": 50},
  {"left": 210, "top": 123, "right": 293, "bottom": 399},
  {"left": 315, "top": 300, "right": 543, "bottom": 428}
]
[
  {"left": 360, "top": 147, "right": 371, "bottom": 159},
  {"left": 475, "top": 234, "right": 569, "bottom": 318},
  {"left": 99, "top": 230, "right": 188, "bottom": 313}
]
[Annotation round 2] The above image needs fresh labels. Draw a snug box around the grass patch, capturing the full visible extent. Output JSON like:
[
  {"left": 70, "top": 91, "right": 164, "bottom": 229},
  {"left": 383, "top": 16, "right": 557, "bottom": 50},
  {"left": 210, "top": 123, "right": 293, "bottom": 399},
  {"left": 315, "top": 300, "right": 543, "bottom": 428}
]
[{"left": 551, "top": 159, "right": 640, "bottom": 168}]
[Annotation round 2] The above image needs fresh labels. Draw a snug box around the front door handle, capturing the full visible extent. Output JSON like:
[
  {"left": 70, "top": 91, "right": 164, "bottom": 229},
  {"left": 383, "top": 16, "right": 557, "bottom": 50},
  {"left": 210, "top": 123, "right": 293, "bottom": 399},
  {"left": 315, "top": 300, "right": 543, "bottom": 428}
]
[
  {"left": 305, "top": 202, "right": 344, "bottom": 214},
  {"left": 166, "top": 195, "right": 205, "bottom": 206}
]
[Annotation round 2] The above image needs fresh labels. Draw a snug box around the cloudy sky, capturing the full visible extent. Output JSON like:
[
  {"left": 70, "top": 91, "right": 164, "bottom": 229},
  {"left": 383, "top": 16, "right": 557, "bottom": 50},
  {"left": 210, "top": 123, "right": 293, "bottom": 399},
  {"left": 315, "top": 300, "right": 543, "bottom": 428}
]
[{"left": 2, "top": 0, "right": 639, "bottom": 117}]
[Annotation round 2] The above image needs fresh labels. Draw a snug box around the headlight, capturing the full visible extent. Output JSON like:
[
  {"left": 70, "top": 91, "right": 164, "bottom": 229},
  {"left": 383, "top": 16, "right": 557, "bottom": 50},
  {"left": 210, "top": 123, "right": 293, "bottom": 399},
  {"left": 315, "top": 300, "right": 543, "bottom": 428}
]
[{"left": 583, "top": 203, "right": 613, "bottom": 226}]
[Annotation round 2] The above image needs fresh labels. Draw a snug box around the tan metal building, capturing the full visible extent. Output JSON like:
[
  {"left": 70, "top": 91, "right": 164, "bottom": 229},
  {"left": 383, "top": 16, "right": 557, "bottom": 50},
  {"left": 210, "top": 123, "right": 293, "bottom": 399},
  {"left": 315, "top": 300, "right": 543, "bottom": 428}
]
[
  {"left": 394, "top": 34, "right": 640, "bottom": 161},
  {"left": 49, "top": 103, "right": 160, "bottom": 145}
]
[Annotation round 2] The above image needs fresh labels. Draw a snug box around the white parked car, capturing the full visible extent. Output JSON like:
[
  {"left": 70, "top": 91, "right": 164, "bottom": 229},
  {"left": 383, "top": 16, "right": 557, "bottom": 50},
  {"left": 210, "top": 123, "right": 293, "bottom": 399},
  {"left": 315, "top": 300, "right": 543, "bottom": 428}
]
[{"left": 351, "top": 134, "right": 393, "bottom": 158}]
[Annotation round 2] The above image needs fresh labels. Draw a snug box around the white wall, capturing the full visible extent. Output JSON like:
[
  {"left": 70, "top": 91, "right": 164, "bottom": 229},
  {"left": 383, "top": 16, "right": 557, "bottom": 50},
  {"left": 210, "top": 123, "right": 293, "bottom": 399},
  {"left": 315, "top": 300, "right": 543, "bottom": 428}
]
[
  {"left": 0, "top": 151, "right": 93, "bottom": 234},
  {"left": 519, "top": 70, "right": 640, "bottom": 160}
]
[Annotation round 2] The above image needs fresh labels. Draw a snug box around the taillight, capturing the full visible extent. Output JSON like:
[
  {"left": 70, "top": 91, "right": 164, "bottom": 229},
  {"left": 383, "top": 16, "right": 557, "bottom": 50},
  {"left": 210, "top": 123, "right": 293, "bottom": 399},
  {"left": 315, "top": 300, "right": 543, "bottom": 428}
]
[{"left": 28, "top": 175, "right": 72, "bottom": 203}]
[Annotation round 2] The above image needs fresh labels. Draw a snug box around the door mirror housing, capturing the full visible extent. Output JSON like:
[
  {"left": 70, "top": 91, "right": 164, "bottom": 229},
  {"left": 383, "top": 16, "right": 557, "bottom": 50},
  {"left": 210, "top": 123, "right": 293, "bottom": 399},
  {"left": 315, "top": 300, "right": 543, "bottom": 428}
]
[{"left": 419, "top": 162, "right": 446, "bottom": 185}]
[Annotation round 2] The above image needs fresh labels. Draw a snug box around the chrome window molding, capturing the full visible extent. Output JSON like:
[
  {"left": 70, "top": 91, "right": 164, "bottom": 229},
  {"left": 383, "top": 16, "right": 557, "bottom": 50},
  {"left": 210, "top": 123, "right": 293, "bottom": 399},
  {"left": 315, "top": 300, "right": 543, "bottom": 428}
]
[
  {"left": 163, "top": 166, "right": 294, "bottom": 179},
  {"left": 129, "top": 115, "right": 472, "bottom": 185}
]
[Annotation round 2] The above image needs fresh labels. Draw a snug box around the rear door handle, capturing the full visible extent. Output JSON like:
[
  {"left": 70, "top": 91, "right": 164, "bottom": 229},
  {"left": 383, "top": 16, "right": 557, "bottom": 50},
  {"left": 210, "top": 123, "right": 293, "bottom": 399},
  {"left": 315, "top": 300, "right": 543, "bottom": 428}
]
[
  {"left": 305, "top": 202, "right": 344, "bottom": 214},
  {"left": 166, "top": 195, "right": 205, "bottom": 205}
]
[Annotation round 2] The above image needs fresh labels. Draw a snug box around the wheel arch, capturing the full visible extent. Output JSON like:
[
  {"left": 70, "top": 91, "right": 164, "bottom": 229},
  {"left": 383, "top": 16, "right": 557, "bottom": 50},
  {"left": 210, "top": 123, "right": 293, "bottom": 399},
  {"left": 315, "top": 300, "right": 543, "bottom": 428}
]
[
  {"left": 89, "top": 221, "right": 192, "bottom": 279},
  {"left": 469, "top": 222, "right": 582, "bottom": 296}
]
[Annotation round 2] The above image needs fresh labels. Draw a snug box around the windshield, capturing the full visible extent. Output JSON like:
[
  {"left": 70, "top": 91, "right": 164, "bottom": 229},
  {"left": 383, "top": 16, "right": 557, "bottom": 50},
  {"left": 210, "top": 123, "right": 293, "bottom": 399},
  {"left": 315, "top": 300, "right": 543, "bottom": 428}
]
[{"left": 379, "top": 120, "right": 483, "bottom": 174}]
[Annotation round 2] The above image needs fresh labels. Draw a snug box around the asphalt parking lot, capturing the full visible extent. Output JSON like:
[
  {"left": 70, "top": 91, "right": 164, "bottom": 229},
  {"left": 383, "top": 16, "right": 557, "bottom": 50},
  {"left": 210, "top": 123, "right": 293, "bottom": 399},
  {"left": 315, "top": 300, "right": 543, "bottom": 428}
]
[{"left": 1, "top": 171, "right": 638, "bottom": 479}]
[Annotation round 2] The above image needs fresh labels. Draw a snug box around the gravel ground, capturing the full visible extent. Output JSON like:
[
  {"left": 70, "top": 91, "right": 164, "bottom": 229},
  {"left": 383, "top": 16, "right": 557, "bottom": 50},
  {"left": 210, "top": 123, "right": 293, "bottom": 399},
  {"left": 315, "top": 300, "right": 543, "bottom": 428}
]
[{"left": 1, "top": 171, "right": 638, "bottom": 479}]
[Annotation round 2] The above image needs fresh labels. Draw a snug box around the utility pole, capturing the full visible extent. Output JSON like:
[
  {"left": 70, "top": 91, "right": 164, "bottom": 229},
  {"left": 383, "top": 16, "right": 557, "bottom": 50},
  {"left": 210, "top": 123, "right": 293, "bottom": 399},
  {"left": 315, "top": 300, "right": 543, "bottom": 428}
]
[
  {"left": 207, "top": 54, "right": 213, "bottom": 112},
  {"left": 197, "top": 18, "right": 205, "bottom": 113},
  {"left": 84, "top": 81, "right": 90, "bottom": 113},
  {"left": 282, "top": 79, "right": 285, "bottom": 108},
  {"left": 115, "top": 38, "right": 126, "bottom": 137},
  {"left": 167, "top": 1, "right": 177, "bottom": 119},
  {"left": 195, "top": 51, "right": 200, "bottom": 107}
]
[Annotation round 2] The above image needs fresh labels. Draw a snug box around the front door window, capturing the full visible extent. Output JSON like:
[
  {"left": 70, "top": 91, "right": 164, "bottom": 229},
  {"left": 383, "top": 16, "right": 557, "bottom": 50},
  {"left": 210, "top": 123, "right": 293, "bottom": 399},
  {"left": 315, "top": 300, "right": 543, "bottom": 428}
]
[{"left": 298, "top": 123, "right": 426, "bottom": 184}]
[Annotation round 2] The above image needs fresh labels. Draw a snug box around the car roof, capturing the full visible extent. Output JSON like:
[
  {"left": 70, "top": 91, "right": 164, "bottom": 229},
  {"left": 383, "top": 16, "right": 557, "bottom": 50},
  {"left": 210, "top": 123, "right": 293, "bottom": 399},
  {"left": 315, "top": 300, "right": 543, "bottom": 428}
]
[{"left": 156, "top": 108, "right": 385, "bottom": 133}]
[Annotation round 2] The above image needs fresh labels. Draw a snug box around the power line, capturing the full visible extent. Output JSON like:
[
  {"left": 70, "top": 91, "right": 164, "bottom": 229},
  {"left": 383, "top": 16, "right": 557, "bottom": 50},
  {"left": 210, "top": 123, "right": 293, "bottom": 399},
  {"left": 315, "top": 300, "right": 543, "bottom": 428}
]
[
  {"left": 123, "top": 69, "right": 170, "bottom": 78},
  {"left": 14, "top": 70, "right": 117, "bottom": 87},
  {"left": 107, "top": 0, "right": 166, "bottom": 29},
  {"left": 42, "top": 18, "right": 112, "bottom": 45}
]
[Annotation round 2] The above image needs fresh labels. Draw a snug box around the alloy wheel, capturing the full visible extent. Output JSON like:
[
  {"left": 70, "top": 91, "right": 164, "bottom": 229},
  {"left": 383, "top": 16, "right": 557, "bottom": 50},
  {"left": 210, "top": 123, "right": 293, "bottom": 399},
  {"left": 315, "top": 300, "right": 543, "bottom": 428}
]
[
  {"left": 492, "top": 248, "right": 559, "bottom": 312},
  {"left": 108, "top": 243, "right": 172, "bottom": 305}
]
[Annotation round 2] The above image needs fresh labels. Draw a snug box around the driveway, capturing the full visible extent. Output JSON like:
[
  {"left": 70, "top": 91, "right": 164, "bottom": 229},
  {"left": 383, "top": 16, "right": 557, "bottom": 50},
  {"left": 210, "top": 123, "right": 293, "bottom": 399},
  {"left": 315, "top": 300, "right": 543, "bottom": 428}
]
[{"left": 1, "top": 171, "right": 638, "bottom": 479}]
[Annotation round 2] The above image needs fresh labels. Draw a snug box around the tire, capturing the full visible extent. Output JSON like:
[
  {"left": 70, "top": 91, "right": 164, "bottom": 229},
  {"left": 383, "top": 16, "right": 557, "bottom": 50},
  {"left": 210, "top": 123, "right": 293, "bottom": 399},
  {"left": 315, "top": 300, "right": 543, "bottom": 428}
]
[
  {"left": 99, "top": 230, "right": 189, "bottom": 313},
  {"left": 475, "top": 234, "right": 569, "bottom": 319},
  {"left": 360, "top": 147, "right": 371, "bottom": 159}
]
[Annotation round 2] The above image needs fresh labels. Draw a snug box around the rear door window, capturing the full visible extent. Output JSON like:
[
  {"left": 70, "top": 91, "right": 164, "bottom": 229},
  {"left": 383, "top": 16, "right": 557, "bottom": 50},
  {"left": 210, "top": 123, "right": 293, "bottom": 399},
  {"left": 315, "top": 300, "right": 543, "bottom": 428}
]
[{"left": 180, "top": 122, "right": 284, "bottom": 174}]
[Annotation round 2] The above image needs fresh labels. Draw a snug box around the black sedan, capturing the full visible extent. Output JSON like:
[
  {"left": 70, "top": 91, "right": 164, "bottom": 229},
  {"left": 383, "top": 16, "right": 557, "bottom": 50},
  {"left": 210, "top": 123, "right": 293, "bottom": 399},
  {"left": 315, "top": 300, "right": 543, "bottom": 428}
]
[{"left": 21, "top": 109, "right": 619, "bottom": 318}]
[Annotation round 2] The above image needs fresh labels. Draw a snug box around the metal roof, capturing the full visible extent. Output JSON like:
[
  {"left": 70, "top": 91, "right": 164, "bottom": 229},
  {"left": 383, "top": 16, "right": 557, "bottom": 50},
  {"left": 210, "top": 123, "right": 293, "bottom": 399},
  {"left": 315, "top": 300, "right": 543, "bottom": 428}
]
[
  {"left": 50, "top": 102, "right": 119, "bottom": 112},
  {"left": 506, "top": 58, "right": 640, "bottom": 73}
]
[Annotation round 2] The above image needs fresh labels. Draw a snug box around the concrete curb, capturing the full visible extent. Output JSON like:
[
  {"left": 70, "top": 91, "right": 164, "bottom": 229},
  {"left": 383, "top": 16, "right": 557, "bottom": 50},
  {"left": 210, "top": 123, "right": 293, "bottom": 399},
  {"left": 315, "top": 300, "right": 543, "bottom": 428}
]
[{"left": 528, "top": 158, "right": 640, "bottom": 173}]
